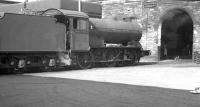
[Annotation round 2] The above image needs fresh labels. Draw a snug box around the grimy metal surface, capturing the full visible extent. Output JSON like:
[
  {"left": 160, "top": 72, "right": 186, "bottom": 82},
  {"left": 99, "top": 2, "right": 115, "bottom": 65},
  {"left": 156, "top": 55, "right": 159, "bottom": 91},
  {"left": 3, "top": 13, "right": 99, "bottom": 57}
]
[
  {"left": 89, "top": 18, "right": 142, "bottom": 44},
  {"left": 0, "top": 13, "right": 66, "bottom": 52}
]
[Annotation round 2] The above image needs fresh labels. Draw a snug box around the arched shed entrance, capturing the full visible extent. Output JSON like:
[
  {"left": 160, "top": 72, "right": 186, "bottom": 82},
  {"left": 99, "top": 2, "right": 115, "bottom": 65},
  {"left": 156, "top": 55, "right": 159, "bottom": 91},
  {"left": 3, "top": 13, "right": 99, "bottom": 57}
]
[{"left": 159, "top": 8, "right": 193, "bottom": 60}]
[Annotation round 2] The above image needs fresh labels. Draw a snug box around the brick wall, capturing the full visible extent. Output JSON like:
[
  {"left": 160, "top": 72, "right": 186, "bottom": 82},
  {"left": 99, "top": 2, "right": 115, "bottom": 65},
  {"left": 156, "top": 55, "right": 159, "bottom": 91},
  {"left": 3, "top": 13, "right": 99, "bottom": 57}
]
[{"left": 102, "top": 0, "right": 200, "bottom": 61}]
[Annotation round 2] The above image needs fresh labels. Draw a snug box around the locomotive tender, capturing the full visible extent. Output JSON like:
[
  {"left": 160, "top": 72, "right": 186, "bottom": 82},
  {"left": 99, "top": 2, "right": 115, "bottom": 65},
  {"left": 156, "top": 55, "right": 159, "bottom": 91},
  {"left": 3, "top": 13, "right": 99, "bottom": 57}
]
[{"left": 0, "top": 8, "right": 149, "bottom": 73}]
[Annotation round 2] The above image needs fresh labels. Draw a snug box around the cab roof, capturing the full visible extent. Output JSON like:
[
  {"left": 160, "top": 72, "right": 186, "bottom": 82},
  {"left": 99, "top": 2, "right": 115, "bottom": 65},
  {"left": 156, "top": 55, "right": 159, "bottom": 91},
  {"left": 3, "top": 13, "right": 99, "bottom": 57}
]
[{"left": 42, "top": 8, "right": 89, "bottom": 18}]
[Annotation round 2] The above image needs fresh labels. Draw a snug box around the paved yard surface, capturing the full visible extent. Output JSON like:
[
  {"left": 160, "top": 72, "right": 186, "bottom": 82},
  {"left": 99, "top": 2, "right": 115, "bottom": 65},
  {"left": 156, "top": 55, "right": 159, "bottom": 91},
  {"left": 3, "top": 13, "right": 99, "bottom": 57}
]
[
  {"left": 27, "top": 59, "right": 200, "bottom": 90},
  {"left": 0, "top": 59, "right": 200, "bottom": 107},
  {"left": 0, "top": 75, "right": 200, "bottom": 107}
]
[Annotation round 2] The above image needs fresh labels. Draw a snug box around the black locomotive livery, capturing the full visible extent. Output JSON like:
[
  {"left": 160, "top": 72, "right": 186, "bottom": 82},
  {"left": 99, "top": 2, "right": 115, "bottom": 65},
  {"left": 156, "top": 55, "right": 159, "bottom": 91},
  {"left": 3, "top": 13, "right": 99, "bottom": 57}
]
[{"left": 0, "top": 8, "right": 150, "bottom": 73}]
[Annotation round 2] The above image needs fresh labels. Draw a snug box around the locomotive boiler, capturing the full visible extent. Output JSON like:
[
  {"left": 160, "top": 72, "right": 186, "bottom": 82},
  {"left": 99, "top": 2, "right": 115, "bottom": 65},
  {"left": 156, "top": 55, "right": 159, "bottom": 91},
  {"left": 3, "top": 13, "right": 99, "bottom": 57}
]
[
  {"left": 0, "top": 8, "right": 149, "bottom": 73},
  {"left": 89, "top": 18, "right": 142, "bottom": 46},
  {"left": 87, "top": 18, "right": 148, "bottom": 68}
]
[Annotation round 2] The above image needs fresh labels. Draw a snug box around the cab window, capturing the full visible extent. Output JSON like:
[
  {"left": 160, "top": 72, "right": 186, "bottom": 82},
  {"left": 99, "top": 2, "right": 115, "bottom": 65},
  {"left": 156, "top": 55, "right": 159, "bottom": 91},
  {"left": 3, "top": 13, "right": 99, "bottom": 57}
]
[
  {"left": 73, "top": 18, "right": 87, "bottom": 30},
  {"left": 54, "top": 15, "right": 69, "bottom": 28}
]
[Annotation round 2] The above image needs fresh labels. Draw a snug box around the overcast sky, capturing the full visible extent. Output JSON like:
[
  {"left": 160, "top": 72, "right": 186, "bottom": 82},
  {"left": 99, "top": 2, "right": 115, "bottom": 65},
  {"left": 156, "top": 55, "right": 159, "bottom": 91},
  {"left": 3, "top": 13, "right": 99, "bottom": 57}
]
[
  {"left": 6, "top": 0, "right": 38, "bottom": 2},
  {"left": 6, "top": 0, "right": 89, "bottom": 2},
  {"left": 5, "top": 0, "right": 142, "bottom": 3}
]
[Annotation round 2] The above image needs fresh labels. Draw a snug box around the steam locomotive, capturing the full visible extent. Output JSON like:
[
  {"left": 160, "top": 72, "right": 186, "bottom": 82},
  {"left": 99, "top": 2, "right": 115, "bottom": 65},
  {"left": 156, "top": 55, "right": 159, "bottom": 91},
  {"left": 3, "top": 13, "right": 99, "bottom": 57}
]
[{"left": 0, "top": 8, "right": 150, "bottom": 73}]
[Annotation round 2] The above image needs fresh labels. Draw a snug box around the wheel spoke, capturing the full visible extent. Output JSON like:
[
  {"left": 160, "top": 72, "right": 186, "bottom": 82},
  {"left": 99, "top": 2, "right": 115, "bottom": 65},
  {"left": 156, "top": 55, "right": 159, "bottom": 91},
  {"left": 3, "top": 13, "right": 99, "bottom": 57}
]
[
  {"left": 105, "top": 50, "right": 119, "bottom": 67},
  {"left": 76, "top": 52, "right": 93, "bottom": 69}
]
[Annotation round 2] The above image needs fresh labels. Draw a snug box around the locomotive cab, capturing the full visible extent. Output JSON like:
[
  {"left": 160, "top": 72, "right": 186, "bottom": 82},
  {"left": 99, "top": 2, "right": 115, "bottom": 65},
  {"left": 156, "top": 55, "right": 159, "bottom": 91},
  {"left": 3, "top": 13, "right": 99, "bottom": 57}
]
[
  {"left": 41, "top": 9, "right": 92, "bottom": 69},
  {"left": 71, "top": 17, "right": 90, "bottom": 52},
  {"left": 42, "top": 8, "right": 90, "bottom": 52}
]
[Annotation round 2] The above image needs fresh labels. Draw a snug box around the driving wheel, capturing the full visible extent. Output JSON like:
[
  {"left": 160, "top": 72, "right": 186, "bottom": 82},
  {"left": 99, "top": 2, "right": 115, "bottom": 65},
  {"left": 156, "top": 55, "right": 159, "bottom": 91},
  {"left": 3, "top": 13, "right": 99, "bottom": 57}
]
[{"left": 76, "top": 52, "right": 93, "bottom": 69}]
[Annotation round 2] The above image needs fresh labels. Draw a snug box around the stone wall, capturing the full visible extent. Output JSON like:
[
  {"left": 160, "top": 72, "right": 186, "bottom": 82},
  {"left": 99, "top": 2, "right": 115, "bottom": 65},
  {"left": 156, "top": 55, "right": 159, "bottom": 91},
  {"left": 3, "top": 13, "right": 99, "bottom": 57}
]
[{"left": 102, "top": 0, "right": 200, "bottom": 61}]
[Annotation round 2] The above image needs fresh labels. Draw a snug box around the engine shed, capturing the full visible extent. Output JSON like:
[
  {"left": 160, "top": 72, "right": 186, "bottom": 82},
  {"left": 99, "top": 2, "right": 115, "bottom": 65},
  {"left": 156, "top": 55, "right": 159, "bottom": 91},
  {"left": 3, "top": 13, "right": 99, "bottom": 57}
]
[{"left": 102, "top": 0, "right": 200, "bottom": 63}]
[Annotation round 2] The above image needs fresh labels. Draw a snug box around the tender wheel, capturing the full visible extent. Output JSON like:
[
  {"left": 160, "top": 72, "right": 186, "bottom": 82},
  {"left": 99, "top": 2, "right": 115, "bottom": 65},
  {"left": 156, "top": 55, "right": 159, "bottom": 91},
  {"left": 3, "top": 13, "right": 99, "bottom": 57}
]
[
  {"left": 39, "top": 65, "right": 57, "bottom": 72},
  {"left": 39, "top": 66, "right": 50, "bottom": 72},
  {"left": 6, "top": 68, "right": 15, "bottom": 73},
  {"left": 10, "top": 58, "right": 27, "bottom": 74},
  {"left": 40, "top": 57, "right": 57, "bottom": 72},
  {"left": 76, "top": 52, "right": 93, "bottom": 69},
  {"left": 12, "top": 68, "right": 25, "bottom": 74}
]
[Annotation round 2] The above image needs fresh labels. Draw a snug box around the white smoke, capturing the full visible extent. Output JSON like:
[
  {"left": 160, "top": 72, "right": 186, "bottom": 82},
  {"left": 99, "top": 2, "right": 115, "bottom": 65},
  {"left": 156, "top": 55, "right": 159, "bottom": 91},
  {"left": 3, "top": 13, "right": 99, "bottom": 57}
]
[{"left": 58, "top": 52, "right": 71, "bottom": 66}]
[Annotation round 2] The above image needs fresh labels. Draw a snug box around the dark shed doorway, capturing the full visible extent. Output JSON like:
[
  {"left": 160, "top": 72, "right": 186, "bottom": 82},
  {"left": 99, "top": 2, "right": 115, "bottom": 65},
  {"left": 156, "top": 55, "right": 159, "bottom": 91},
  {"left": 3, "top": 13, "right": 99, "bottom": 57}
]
[{"left": 160, "top": 9, "right": 193, "bottom": 60}]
